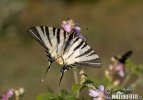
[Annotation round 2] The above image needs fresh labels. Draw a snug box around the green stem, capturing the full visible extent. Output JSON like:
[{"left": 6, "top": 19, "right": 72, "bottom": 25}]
[
  {"left": 73, "top": 68, "right": 79, "bottom": 100},
  {"left": 131, "top": 74, "right": 142, "bottom": 88},
  {"left": 121, "top": 75, "right": 131, "bottom": 87}
]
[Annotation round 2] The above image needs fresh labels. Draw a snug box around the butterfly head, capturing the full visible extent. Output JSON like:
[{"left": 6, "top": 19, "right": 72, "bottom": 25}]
[{"left": 55, "top": 55, "right": 64, "bottom": 65}]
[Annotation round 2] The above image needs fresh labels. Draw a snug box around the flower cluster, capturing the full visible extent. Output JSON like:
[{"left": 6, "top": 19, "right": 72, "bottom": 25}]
[
  {"left": 61, "top": 19, "right": 77, "bottom": 33},
  {"left": 78, "top": 70, "right": 108, "bottom": 100},
  {"left": 1, "top": 87, "right": 25, "bottom": 100},
  {"left": 61, "top": 18, "right": 86, "bottom": 41},
  {"left": 1, "top": 89, "right": 14, "bottom": 100}
]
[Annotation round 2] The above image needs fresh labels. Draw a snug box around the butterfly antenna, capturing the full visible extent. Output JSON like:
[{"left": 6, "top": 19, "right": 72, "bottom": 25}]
[{"left": 42, "top": 62, "right": 52, "bottom": 82}]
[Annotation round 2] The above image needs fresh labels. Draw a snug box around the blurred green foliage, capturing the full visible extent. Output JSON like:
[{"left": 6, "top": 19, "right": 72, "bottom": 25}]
[
  {"left": 36, "top": 58, "right": 143, "bottom": 100},
  {"left": 37, "top": 89, "right": 75, "bottom": 100}
]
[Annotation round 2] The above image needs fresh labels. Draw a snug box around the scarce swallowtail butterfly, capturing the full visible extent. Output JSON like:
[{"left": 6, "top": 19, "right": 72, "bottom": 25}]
[
  {"left": 114, "top": 51, "right": 133, "bottom": 64},
  {"left": 27, "top": 26, "right": 101, "bottom": 85}
]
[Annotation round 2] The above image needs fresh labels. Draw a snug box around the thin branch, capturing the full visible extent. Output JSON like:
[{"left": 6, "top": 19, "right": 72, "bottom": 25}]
[
  {"left": 73, "top": 68, "right": 79, "bottom": 100},
  {"left": 131, "top": 74, "right": 142, "bottom": 88},
  {"left": 121, "top": 74, "right": 131, "bottom": 87}
]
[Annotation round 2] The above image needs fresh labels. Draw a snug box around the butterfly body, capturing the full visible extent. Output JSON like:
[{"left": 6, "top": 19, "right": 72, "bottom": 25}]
[{"left": 27, "top": 26, "right": 101, "bottom": 84}]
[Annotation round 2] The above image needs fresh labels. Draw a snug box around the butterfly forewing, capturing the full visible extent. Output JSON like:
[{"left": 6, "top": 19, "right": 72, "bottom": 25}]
[
  {"left": 27, "top": 26, "right": 69, "bottom": 58},
  {"left": 27, "top": 26, "right": 101, "bottom": 68}
]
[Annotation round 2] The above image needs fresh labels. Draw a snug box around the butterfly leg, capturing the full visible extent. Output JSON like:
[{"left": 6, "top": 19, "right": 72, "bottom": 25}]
[
  {"left": 59, "top": 65, "right": 72, "bottom": 85},
  {"left": 42, "top": 50, "right": 54, "bottom": 82}
]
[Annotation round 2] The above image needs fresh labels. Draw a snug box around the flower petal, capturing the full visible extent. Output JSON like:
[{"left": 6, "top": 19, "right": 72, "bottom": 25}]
[
  {"left": 7, "top": 90, "right": 13, "bottom": 97},
  {"left": 63, "top": 25, "right": 72, "bottom": 32},
  {"left": 93, "top": 97, "right": 103, "bottom": 100},
  {"left": 61, "top": 21, "right": 67, "bottom": 27},
  {"left": 115, "top": 63, "right": 123, "bottom": 71},
  {"left": 98, "top": 85, "right": 104, "bottom": 92},
  {"left": 89, "top": 89, "right": 99, "bottom": 97},
  {"left": 74, "top": 26, "right": 81, "bottom": 33},
  {"left": 119, "top": 70, "right": 125, "bottom": 77}
]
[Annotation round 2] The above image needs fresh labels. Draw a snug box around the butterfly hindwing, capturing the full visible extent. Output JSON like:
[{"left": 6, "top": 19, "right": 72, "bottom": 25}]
[{"left": 62, "top": 36, "right": 101, "bottom": 68}]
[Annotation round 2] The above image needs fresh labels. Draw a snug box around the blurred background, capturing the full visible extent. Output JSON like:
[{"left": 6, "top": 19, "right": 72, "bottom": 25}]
[{"left": 0, "top": 0, "right": 143, "bottom": 99}]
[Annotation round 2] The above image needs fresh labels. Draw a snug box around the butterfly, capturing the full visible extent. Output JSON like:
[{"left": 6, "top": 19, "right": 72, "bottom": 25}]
[
  {"left": 114, "top": 51, "right": 133, "bottom": 64},
  {"left": 27, "top": 26, "right": 101, "bottom": 85}
]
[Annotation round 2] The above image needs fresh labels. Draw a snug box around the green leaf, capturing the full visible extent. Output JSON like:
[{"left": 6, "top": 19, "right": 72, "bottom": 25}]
[
  {"left": 58, "top": 89, "right": 76, "bottom": 100},
  {"left": 57, "top": 96, "right": 64, "bottom": 100},
  {"left": 65, "top": 95, "right": 76, "bottom": 100},
  {"left": 83, "top": 80, "right": 94, "bottom": 85},
  {"left": 58, "top": 94, "right": 76, "bottom": 100},
  {"left": 60, "top": 89, "right": 68, "bottom": 98},
  {"left": 136, "top": 65, "right": 143, "bottom": 73},
  {"left": 126, "top": 59, "right": 136, "bottom": 68},
  {"left": 36, "top": 92, "right": 56, "bottom": 100},
  {"left": 79, "top": 85, "right": 86, "bottom": 91},
  {"left": 72, "top": 84, "right": 82, "bottom": 92}
]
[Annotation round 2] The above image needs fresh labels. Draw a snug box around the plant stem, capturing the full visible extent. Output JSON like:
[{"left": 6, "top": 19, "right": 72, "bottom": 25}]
[
  {"left": 73, "top": 68, "right": 79, "bottom": 100},
  {"left": 131, "top": 74, "right": 142, "bottom": 88},
  {"left": 121, "top": 75, "right": 131, "bottom": 87},
  {"left": 79, "top": 68, "right": 87, "bottom": 84}
]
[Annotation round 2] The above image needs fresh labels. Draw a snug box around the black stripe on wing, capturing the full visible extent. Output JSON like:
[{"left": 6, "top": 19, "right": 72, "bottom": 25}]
[
  {"left": 64, "top": 37, "right": 101, "bottom": 68},
  {"left": 75, "top": 47, "right": 92, "bottom": 58},
  {"left": 74, "top": 58, "right": 101, "bottom": 68},
  {"left": 45, "top": 27, "right": 53, "bottom": 47},
  {"left": 74, "top": 51, "right": 101, "bottom": 68},
  {"left": 63, "top": 32, "right": 75, "bottom": 54},
  {"left": 53, "top": 27, "right": 56, "bottom": 36},
  {"left": 27, "top": 26, "right": 69, "bottom": 51},
  {"left": 74, "top": 40, "right": 84, "bottom": 52},
  {"left": 27, "top": 26, "right": 48, "bottom": 50},
  {"left": 57, "top": 28, "right": 60, "bottom": 44}
]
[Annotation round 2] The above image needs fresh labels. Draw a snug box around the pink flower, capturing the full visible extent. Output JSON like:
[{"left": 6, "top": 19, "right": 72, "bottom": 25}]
[
  {"left": 61, "top": 20, "right": 74, "bottom": 33},
  {"left": 114, "top": 51, "right": 132, "bottom": 77},
  {"left": 115, "top": 63, "right": 125, "bottom": 77},
  {"left": 74, "top": 26, "right": 81, "bottom": 34},
  {"left": 1, "top": 89, "right": 14, "bottom": 100},
  {"left": 61, "top": 21, "right": 73, "bottom": 33},
  {"left": 61, "top": 19, "right": 86, "bottom": 41},
  {"left": 1, "top": 87, "right": 25, "bottom": 100}
]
